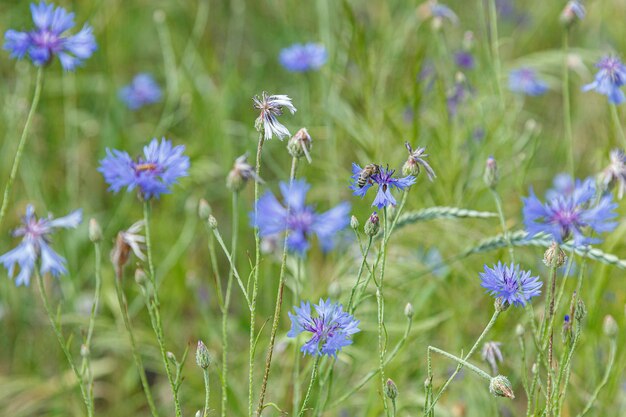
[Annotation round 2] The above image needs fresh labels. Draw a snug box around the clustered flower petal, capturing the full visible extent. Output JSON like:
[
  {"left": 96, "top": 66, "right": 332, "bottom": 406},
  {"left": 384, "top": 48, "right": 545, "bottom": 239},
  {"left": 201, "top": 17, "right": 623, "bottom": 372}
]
[
  {"left": 523, "top": 177, "right": 618, "bottom": 245},
  {"left": 582, "top": 56, "right": 626, "bottom": 104},
  {"left": 350, "top": 164, "right": 416, "bottom": 209},
  {"left": 288, "top": 298, "right": 360, "bottom": 357},
  {"left": 253, "top": 92, "right": 297, "bottom": 140},
  {"left": 0, "top": 205, "right": 82, "bottom": 286},
  {"left": 279, "top": 43, "right": 327, "bottom": 72},
  {"left": 252, "top": 180, "right": 351, "bottom": 255},
  {"left": 3, "top": 1, "right": 97, "bottom": 71},
  {"left": 508, "top": 68, "right": 548, "bottom": 96},
  {"left": 98, "top": 138, "right": 190, "bottom": 200},
  {"left": 479, "top": 262, "right": 542, "bottom": 307},
  {"left": 119, "top": 74, "right": 162, "bottom": 110}
]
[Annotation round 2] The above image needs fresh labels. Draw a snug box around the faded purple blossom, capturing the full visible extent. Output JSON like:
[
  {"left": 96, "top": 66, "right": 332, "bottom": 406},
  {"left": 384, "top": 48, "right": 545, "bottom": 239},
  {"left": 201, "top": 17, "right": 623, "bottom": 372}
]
[
  {"left": 119, "top": 74, "right": 162, "bottom": 110},
  {"left": 279, "top": 43, "right": 327, "bottom": 72},
  {"left": 523, "top": 177, "right": 618, "bottom": 245},
  {"left": 350, "top": 164, "right": 416, "bottom": 209},
  {"left": 288, "top": 298, "right": 360, "bottom": 357},
  {"left": 601, "top": 149, "right": 626, "bottom": 199},
  {"left": 560, "top": 1, "right": 586, "bottom": 25},
  {"left": 582, "top": 56, "right": 626, "bottom": 104},
  {"left": 509, "top": 68, "right": 548, "bottom": 96},
  {"left": 480, "top": 262, "right": 542, "bottom": 307},
  {"left": 482, "top": 341, "right": 504, "bottom": 374},
  {"left": 252, "top": 180, "right": 351, "bottom": 255},
  {"left": 3, "top": 1, "right": 97, "bottom": 71},
  {"left": 0, "top": 205, "right": 82, "bottom": 286},
  {"left": 455, "top": 51, "right": 475, "bottom": 70},
  {"left": 98, "top": 138, "right": 190, "bottom": 200},
  {"left": 403, "top": 143, "right": 436, "bottom": 180}
]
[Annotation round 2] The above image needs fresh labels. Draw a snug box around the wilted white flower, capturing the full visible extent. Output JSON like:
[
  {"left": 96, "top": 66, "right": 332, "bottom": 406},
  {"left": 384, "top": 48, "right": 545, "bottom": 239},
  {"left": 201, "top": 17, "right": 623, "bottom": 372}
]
[
  {"left": 481, "top": 341, "right": 503, "bottom": 375},
  {"left": 601, "top": 149, "right": 626, "bottom": 199},
  {"left": 253, "top": 92, "right": 296, "bottom": 140}
]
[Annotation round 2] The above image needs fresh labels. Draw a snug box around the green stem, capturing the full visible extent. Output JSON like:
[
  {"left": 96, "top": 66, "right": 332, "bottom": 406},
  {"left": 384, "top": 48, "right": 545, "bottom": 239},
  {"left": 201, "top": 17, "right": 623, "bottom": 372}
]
[
  {"left": 610, "top": 104, "right": 626, "bottom": 148},
  {"left": 249, "top": 134, "right": 265, "bottom": 417},
  {"left": 203, "top": 368, "right": 211, "bottom": 417},
  {"left": 143, "top": 201, "right": 182, "bottom": 417},
  {"left": 256, "top": 156, "right": 299, "bottom": 416},
  {"left": 428, "top": 346, "right": 492, "bottom": 381},
  {"left": 488, "top": 0, "right": 503, "bottom": 106},
  {"left": 543, "top": 253, "right": 560, "bottom": 416},
  {"left": 113, "top": 269, "right": 160, "bottom": 417},
  {"left": 298, "top": 356, "right": 321, "bottom": 417},
  {"left": 211, "top": 226, "right": 250, "bottom": 307},
  {"left": 489, "top": 188, "right": 515, "bottom": 263},
  {"left": 347, "top": 236, "right": 372, "bottom": 314},
  {"left": 576, "top": 339, "right": 616, "bottom": 417},
  {"left": 376, "top": 208, "right": 390, "bottom": 416},
  {"left": 292, "top": 258, "right": 303, "bottom": 414},
  {"left": 0, "top": 67, "right": 44, "bottom": 231},
  {"left": 562, "top": 30, "right": 575, "bottom": 176},
  {"left": 35, "top": 271, "right": 93, "bottom": 416}
]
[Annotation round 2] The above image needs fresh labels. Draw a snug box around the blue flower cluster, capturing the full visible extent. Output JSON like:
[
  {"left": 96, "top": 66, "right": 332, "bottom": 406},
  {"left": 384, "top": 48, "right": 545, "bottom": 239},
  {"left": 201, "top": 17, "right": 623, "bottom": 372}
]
[{"left": 279, "top": 43, "right": 327, "bottom": 72}]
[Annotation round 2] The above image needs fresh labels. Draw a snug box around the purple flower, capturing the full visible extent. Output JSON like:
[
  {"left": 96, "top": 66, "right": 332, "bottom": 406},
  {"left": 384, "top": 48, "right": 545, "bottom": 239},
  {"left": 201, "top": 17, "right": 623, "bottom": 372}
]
[
  {"left": 523, "top": 177, "right": 618, "bottom": 245},
  {"left": 288, "top": 298, "right": 360, "bottom": 357},
  {"left": 279, "top": 43, "right": 327, "bottom": 72},
  {"left": 480, "top": 262, "right": 542, "bottom": 307},
  {"left": 430, "top": 3, "right": 459, "bottom": 25},
  {"left": 0, "top": 205, "right": 82, "bottom": 286},
  {"left": 447, "top": 79, "right": 470, "bottom": 116},
  {"left": 253, "top": 92, "right": 297, "bottom": 140},
  {"left": 561, "top": 1, "right": 586, "bottom": 24},
  {"left": 455, "top": 51, "right": 475, "bottom": 70},
  {"left": 350, "top": 164, "right": 416, "bottom": 209},
  {"left": 3, "top": 2, "right": 97, "bottom": 71},
  {"left": 119, "top": 74, "right": 162, "bottom": 110},
  {"left": 582, "top": 56, "right": 626, "bottom": 104},
  {"left": 508, "top": 68, "right": 548, "bottom": 96},
  {"left": 252, "top": 180, "right": 351, "bottom": 254},
  {"left": 98, "top": 138, "right": 190, "bottom": 200},
  {"left": 546, "top": 173, "right": 575, "bottom": 200}
]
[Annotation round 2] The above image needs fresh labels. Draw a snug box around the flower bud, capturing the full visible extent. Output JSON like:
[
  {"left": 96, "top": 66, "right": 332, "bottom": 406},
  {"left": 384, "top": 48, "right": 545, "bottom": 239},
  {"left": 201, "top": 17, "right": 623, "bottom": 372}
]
[
  {"left": 575, "top": 298, "right": 587, "bottom": 322},
  {"left": 167, "top": 351, "right": 176, "bottom": 364},
  {"left": 562, "top": 315, "right": 572, "bottom": 345},
  {"left": 350, "top": 215, "right": 359, "bottom": 230},
  {"left": 489, "top": 375, "right": 515, "bottom": 399},
  {"left": 560, "top": 1, "right": 585, "bottom": 28},
  {"left": 543, "top": 242, "right": 566, "bottom": 267},
  {"left": 89, "top": 218, "right": 102, "bottom": 243},
  {"left": 196, "top": 340, "right": 211, "bottom": 369},
  {"left": 404, "top": 302, "right": 414, "bottom": 319},
  {"left": 226, "top": 153, "right": 260, "bottom": 192},
  {"left": 402, "top": 158, "right": 420, "bottom": 177},
  {"left": 208, "top": 215, "right": 218, "bottom": 230},
  {"left": 135, "top": 268, "right": 148, "bottom": 286},
  {"left": 515, "top": 324, "right": 525, "bottom": 337},
  {"left": 603, "top": 315, "right": 618, "bottom": 337},
  {"left": 483, "top": 156, "right": 498, "bottom": 189},
  {"left": 364, "top": 212, "right": 380, "bottom": 237},
  {"left": 385, "top": 378, "right": 398, "bottom": 400},
  {"left": 81, "top": 344, "right": 90, "bottom": 358},
  {"left": 287, "top": 128, "right": 313, "bottom": 163},
  {"left": 198, "top": 199, "right": 212, "bottom": 220}
]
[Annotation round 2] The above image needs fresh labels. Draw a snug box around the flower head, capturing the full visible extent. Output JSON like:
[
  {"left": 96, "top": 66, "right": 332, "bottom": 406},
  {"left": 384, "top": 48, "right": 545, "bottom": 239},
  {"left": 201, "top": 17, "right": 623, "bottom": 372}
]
[
  {"left": 418, "top": 1, "right": 458, "bottom": 27},
  {"left": 288, "top": 299, "right": 360, "bottom": 357},
  {"left": 403, "top": 142, "right": 436, "bottom": 180},
  {"left": 227, "top": 153, "right": 262, "bottom": 192},
  {"left": 98, "top": 138, "right": 190, "bottom": 200},
  {"left": 0, "top": 205, "right": 82, "bottom": 286},
  {"left": 111, "top": 221, "right": 146, "bottom": 276},
  {"left": 251, "top": 180, "right": 351, "bottom": 255},
  {"left": 3, "top": 2, "right": 97, "bottom": 71},
  {"left": 119, "top": 74, "right": 162, "bottom": 110},
  {"left": 523, "top": 177, "right": 618, "bottom": 245},
  {"left": 600, "top": 149, "right": 626, "bottom": 199},
  {"left": 480, "top": 262, "right": 542, "bottom": 307},
  {"left": 253, "top": 92, "right": 296, "bottom": 140},
  {"left": 350, "top": 163, "right": 416, "bottom": 209},
  {"left": 560, "top": 0, "right": 585, "bottom": 26},
  {"left": 508, "top": 68, "right": 548, "bottom": 96},
  {"left": 582, "top": 56, "right": 626, "bottom": 104},
  {"left": 279, "top": 43, "right": 327, "bottom": 72}
]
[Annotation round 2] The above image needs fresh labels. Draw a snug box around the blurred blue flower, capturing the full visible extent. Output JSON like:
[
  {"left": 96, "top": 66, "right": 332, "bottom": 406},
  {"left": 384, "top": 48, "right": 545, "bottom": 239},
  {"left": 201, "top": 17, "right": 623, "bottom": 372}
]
[
  {"left": 447, "top": 79, "right": 470, "bottom": 116},
  {"left": 288, "top": 298, "right": 360, "bottom": 357},
  {"left": 279, "top": 43, "right": 327, "bottom": 72},
  {"left": 253, "top": 92, "right": 297, "bottom": 140},
  {"left": 480, "top": 262, "right": 542, "bottom": 307},
  {"left": 454, "top": 51, "right": 474, "bottom": 70},
  {"left": 3, "top": 1, "right": 97, "bottom": 71},
  {"left": 508, "top": 68, "right": 548, "bottom": 96},
  {"left": 119, "top": 74, "right": 162, "bottom": 110},
  {"left": 350, "top": 164, "right": 416, "bottom": 209},
  {"left": 546, "top": 173, "right": 575, "bottom": 200},
  {"left": 252, "top": 180, "right": 351, "bottom": 255},
  {"left": 561, "top": 1, "right": 586, "bottom": 24},
  {"left": 0, "top": 205, "right": 82, "bottom": 286},
  {"left": 98, "top": 138, "right": 190, "bottom": 200},
  {"left": 583, "top": 56, "right": 626, "bottom": 104},
  {"left": 430, "top": 3, "right": 459, "bottom": 25},
  {"left": 523, "top": 177, "right": 618, "bottom": 245}
]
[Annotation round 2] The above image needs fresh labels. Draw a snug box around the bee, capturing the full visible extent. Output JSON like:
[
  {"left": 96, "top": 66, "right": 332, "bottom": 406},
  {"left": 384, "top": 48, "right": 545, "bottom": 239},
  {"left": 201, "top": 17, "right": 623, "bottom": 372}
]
[{"left": 357, "top": 164, "right": 380, "bottom": 188}]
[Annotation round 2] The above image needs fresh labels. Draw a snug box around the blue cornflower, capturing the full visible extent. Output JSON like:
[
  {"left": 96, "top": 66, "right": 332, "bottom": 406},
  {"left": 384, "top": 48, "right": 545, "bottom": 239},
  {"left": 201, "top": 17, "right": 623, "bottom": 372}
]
[
  {"left": 480, "top": 262, "right": 542, "bottom": 307},
  {"left": 288, "top": 298, "right": 360, "bottom": 358},
  {"left": 279, "top": 43, "right": 327, "bottom": 72},
  {"left": 252, "top": 180, "right": 351, "bottom": 255},
  {"left": 523, "top": 177, "right": 618, "bottom": 245},
  {"left": 350, "top": 164, "right": 416, "bottom": 209},
  {"left": 508, "top": 68, "right": 548, "bottom": 96},
  {"left": 3, "top": 2, "right": 97, "bottom": 71},
  {"left": 98, "top": 138, "right": 190, "bottom": 200},
  {"left": 582, "top": 56, "right": 626, "bottom": 104},
  {"left": 0, "top": 205, "right": 82, "bottom": 286},
  {"left": 119, "top": 74, "right": 162, "bottom": 110}
]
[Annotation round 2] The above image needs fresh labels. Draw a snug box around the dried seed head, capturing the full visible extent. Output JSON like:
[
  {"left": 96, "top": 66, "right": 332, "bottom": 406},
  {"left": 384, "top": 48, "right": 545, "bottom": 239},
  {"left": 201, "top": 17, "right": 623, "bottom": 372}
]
[
  {"left": 489, "top": 375, "right": 515, "bottom": 399},
  {"left": 544, "top": 242, "right": 566, "bottom": 267}
]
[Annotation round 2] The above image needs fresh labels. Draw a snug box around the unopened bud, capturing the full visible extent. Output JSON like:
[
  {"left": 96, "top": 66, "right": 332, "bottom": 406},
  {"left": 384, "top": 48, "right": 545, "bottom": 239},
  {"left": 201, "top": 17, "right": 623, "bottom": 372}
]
[
  {"left": 544, "top": 242, "right": 566, "bottom": 267},
  {"left": 198, "top": 199, "right": 212, "bottom": 220},
  {"left": 226, "top": 153, "right": 260, "bottom": 192},
  {"left": 208, "top": 215, "right": 218, "bottom": 230},
  {"left": 603, "top": 315, "right": 618, "bottom": 337},
  {"left": 402, "top": 158, "right": 419, "bottom": 177},
  {"left": 562, "top": 315, "right": 573, "bottom": 345},
  {"left": 515, "top": 324, "right": 525, "bottom": 337},
  {"left": 135, "top": 268, "right": 147, "bottom": 286},
  {"left": 560, "top": 1, "right": 585, "bottom": 28},
  {"left": 89, "top": 218, "right": 102, "bottom": 243},
  {"left": 196, "top": 340, "right": 211, "bottom": 369},
  {"left": 385, "top": 378, "right": 398, "bottom": 400},
  {"left": 575, "top": 298, "right": 587, "bottom": 322},
  {"left": 489, "top": 375, "right": 515, "bottom": 399},
  {"left": 81, "top": 344, "right": 90, "bottom": 357},
  {"left": 287, "top": 128, "right": 313, "bottom": 163},
  {"left": 404, "top": 302, "right": 414, "bottom": 319},
  {"left": 364, "top": 212, "right": 380, "bottom": 237},
  {"left": 350, "top": 215, "right": 359, "bottom": 230},
  {"left": 483, "top": 156, "right": 498, "bottom": 189}
]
